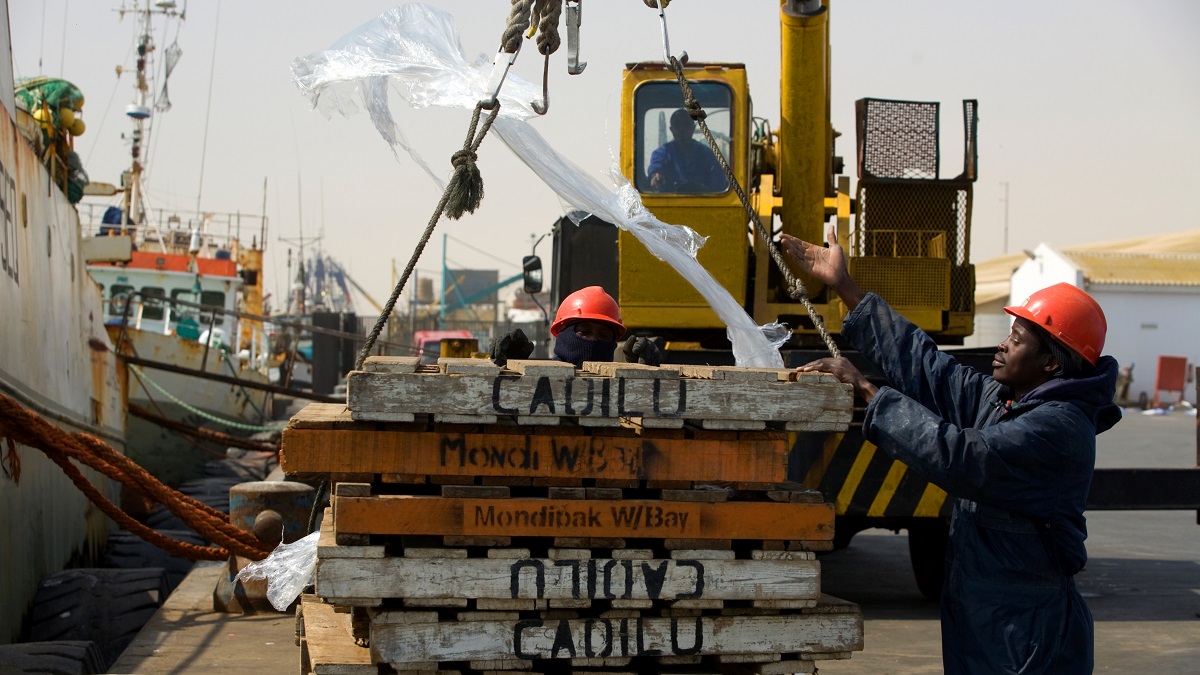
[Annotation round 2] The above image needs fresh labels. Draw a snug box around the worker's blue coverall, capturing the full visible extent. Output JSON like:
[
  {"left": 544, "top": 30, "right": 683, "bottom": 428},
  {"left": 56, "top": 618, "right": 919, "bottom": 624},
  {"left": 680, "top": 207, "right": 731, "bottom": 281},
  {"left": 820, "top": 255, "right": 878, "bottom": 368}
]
[{"left": 844, "top": 293, "right": 1121, "bottom": 674}]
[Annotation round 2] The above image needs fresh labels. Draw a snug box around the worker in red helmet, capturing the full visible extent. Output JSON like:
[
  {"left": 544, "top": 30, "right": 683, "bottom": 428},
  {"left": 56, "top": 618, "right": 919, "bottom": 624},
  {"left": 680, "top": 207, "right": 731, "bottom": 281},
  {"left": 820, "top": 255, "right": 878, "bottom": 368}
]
[
  {"left": 489, "top": 286, "right": 660, "bottom": 368},
  {"left": 549, "top": 286, "right": 661, "bottom": 368},
  {"left": 780, "top": 230, "right": 1120, "bottom": 675}
]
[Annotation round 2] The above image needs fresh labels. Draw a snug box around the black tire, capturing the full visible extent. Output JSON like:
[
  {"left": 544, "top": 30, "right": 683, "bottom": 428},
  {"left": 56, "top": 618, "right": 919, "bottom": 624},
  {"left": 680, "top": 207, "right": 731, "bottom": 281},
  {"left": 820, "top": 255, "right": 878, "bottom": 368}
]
[
  {"left": 203, "top": 450, "right": 277, "bottom": 482},
  {"left": 0, "top": 641, "right": 105, "bottom": 675},
  {"left": 907, "top": 520, "right": 950, "bottom": 601},
  {"left": 28, "top": 568, "right": 170, "bottom": 669},
  {"left": 145, "top": 475, "right": 241, "bottom": 533},
  {"left": 101, "top": 529, "right": 210, "bottom": 592}
]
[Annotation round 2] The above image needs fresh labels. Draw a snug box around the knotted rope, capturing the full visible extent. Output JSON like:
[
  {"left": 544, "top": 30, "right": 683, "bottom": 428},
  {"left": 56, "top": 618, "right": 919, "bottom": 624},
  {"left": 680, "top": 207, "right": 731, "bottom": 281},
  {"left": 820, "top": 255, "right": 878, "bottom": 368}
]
[{"left": 355, "top": 102, "right": 501, "bottom": 371}]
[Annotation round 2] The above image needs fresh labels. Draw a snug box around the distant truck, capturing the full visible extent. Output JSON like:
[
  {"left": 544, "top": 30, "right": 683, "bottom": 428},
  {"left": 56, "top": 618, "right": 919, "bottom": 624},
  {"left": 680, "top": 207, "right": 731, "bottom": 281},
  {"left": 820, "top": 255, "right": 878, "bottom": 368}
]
[{"left": 412, "top": 330, "right": 476, "bottom": 365}]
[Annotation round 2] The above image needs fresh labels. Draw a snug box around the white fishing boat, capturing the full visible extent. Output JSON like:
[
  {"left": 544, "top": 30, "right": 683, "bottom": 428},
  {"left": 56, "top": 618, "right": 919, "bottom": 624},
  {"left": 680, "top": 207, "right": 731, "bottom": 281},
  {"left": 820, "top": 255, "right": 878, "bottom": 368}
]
[
  {"left": 0, "top": 1, "right": 126, "bottom": 644},
  {"left": 77, "top": 0, "right": 277, "bottom": 485}
]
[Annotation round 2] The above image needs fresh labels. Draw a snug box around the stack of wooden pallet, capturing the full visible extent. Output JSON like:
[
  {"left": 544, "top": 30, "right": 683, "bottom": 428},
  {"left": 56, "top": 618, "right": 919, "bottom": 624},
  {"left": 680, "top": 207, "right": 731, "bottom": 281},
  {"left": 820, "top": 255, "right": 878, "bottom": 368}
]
[{"left": 284, "top": 357, "right": 863, "bottom": 674}]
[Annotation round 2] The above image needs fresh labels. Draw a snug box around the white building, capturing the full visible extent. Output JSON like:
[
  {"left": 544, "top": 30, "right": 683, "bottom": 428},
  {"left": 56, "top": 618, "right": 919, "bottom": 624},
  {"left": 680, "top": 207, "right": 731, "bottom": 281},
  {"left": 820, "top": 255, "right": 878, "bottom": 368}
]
[{"left": 969, "top": 230, "right": 1200, "bottom": 406}]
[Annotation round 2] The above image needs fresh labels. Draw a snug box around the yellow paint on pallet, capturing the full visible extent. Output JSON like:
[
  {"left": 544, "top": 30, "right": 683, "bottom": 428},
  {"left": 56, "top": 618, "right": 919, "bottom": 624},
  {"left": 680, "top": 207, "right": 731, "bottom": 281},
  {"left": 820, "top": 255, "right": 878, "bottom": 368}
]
[{"left": 867, "top": 460, "right": 909, "bottom": 517}]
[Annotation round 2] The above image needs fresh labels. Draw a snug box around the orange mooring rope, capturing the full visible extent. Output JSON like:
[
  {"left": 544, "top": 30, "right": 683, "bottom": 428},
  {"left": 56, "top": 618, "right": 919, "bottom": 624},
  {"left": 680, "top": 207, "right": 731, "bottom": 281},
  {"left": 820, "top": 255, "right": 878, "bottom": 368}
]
[{"left": 0, "top": 392, "right": 271, "bottom": 561}]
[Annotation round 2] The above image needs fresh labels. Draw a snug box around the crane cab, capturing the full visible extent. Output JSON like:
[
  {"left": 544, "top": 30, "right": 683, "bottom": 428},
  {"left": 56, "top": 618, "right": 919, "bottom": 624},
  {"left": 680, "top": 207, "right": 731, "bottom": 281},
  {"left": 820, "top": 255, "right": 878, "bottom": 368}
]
[{"left": 616, "top": 63, "right": 753, "bottom": 339}]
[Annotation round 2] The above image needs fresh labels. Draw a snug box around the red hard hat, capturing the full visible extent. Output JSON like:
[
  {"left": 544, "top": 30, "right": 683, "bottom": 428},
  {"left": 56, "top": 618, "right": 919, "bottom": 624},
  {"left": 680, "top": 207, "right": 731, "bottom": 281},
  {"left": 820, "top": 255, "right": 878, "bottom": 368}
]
[
  {"left": 1004, "top": 283, "right": 1106, "bottom": 365},
  {"left": 551, "top": 286, "right": 626, "bottom": 339}
]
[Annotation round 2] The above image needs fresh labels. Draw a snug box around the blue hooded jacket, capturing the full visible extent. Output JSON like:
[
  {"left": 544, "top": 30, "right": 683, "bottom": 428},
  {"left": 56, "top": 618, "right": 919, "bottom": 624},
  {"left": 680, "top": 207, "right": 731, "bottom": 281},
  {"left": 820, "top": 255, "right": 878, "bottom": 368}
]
[{"left": 844, "top": 293, "right": 1120, "bottom": 674}]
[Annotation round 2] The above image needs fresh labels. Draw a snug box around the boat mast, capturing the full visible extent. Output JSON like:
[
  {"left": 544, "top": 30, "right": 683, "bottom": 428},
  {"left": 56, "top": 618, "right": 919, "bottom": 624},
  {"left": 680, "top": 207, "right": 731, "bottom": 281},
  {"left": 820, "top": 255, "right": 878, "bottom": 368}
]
[{"left": 120, "top": 0, "right": 182, "bottom": 233}]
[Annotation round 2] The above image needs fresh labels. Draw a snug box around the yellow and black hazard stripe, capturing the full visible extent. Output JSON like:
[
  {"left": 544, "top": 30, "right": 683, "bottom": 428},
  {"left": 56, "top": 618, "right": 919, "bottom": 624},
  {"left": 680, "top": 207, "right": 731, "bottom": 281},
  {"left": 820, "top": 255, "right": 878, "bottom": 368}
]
[{"left": 789, "top": 429, "right": 951, "bottom": 519}]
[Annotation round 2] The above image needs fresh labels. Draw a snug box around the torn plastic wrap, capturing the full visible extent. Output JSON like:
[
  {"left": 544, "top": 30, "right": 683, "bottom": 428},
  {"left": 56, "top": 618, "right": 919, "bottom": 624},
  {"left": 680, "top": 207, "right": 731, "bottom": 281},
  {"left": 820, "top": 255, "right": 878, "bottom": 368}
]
[
  {"left": 291, "top": 3, "right": 786, "bottom": 368},
  {"left": 235, "top": 531, "right": 318, "bottom": 612},
  {"left": 493, "top": 118, "right": 787, "bottom": 368}
]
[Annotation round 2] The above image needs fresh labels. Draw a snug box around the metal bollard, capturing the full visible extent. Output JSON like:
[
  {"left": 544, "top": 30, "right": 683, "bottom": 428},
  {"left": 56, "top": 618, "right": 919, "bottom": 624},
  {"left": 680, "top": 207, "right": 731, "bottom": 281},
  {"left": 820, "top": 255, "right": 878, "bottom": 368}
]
[{"left": 214, "top": 481, "right": 316, "bottom": 614}]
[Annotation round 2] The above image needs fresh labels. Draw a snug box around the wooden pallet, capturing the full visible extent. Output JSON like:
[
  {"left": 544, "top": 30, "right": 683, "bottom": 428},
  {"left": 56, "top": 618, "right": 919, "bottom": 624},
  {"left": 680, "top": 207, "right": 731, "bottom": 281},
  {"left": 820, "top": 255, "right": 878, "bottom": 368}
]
[
  {"left": 344, "top": 357, "right": 852, "bottom": 431},
  {"left": 315, "top": 512, "right": 822, "bottom": 609},
  {"left": 282, "top": 405, "right": 792, "bottom": 484},
  {"left": 299, "top": 591, "right": 857, "bottom": 675},
  {"left": 367, "top": 600, "right": 862, "bottom": 666},
  {"left": 332, "top": 488, "right": 833, "bottom": 542}
]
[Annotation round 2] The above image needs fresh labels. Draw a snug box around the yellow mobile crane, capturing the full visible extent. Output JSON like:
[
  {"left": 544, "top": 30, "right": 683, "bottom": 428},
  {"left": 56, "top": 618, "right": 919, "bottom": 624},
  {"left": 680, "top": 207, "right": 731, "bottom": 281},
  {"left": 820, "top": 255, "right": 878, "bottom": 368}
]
[{"left": 540, "top": 0, "right": 980, "bottom": 598}]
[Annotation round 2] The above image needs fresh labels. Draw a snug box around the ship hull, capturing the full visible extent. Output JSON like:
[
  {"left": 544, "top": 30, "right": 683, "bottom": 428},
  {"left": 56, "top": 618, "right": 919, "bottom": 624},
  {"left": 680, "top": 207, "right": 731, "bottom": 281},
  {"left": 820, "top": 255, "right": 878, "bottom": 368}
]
[
  {"left": 113, "top": 327, "right": 273, "bottom": 485},
  {"left": 0, "top": 84, "right": 126, "bottom": 642}
]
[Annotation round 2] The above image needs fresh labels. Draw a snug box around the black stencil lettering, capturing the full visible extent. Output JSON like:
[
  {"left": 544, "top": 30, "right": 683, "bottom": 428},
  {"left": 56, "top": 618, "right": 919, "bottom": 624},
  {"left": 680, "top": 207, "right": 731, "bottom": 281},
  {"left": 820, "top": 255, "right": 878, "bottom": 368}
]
[
  {"left": 529, "top": 376, "right": 556, "bottom": 414},
  {"left": 550, "top": 619, "right": 577, "bottom": 658},
  {"left": 510, "top": 559, "right": 545, "bottom": 599},
  {"left": 601, "top": 559, "right": 619, "bottom": 599},
  {"left": 617, "top": 378, "right": 643, "bottom": 416},
  {"left": 438, "top": 436, "right": 466, "bottom": 467},
  {"left": 492, "top": 376, "right": 520, "bottom": 414},
  {"left": 554, "top": 559, "right": 582, "bottom": 598},
  {"left": 652, "top": 379, "right": 687, "bottom": 416},
  {"left": 640, "top": 560, "right": 669, "bottom": 600},
  {"left": 670, "top": 616, "right": 703, "bottom": 655},
  {"left": 513, "top": 619, "right": 542, "bottom": 659}
]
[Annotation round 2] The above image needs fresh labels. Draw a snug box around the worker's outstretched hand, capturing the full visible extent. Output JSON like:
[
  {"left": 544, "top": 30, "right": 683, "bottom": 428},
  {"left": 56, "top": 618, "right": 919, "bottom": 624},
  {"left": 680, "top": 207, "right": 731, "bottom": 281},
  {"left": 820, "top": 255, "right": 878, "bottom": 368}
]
[
  {"left": 779, "top": 229, "right": 848, "bottom": 289},
  {"left": 488, "top": 328, "right": 534, "bottom": 367},
  {"left": 779, "top": 225, "right": 865, "bottom": 311},
  {"left": 797, "top": 357, "right": 878, "bottom": 404},
  {"left": 621, "top": 336, "right": 663, "bottom": 367}
]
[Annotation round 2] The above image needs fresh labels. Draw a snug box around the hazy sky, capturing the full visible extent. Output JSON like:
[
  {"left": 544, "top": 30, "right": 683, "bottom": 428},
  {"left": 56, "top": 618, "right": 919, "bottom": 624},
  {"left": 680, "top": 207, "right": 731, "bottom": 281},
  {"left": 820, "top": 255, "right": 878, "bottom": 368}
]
[{"left": 10, "top": 1, "right": 1200, "bottom": 314}]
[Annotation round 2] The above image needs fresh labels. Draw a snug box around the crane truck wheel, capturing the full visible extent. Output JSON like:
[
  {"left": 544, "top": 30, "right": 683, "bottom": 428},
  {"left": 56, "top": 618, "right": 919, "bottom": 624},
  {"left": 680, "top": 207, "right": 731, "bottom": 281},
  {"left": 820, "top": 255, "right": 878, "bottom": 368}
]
[{"left": 907, "top": 520, "right": 950, "bottom": 601}]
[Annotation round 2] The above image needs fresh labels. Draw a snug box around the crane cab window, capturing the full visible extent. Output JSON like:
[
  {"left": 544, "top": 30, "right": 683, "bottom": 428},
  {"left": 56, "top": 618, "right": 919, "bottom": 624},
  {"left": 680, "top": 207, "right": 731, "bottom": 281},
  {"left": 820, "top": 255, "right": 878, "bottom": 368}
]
[{"left": 634, "top": 81, "right": 732, "bottom": 195}]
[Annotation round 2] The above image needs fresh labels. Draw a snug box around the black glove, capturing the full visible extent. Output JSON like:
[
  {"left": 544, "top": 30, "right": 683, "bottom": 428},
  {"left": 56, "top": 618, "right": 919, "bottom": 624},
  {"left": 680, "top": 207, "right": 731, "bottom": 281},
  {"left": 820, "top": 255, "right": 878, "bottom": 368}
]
[
  {"left": 488, "top": 328, "right": 534, "bottom": 366},
  {"left": 621, "top": 336, "right": 662, "bottom": 367}
]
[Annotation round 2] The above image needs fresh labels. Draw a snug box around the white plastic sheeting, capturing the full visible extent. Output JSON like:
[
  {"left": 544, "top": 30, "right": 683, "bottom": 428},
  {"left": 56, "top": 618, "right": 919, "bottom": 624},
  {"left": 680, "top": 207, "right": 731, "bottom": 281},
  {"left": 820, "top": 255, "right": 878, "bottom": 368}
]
[
  {"left": 235, "top": 530, "right": 319, "bottom": 612},
  {"left": 292, "top": 3, "right": 787, "bottom": 367}
]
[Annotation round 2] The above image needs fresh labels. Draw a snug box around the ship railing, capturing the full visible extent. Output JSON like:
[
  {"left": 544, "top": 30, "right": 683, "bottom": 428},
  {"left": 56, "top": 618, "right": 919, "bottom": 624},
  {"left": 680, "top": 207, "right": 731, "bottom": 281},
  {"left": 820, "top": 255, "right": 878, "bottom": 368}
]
[
  {"left": 108, "top": 291, "right": 408, "bottom": 405},
  {"left": 78, "top": 203, "right": 268, "bottom": 255}
]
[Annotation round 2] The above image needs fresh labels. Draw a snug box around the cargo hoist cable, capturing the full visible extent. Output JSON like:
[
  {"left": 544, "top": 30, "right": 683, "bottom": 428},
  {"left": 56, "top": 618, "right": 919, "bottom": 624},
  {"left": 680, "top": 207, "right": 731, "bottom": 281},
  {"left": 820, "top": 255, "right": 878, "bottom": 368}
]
[
  {"left": 353, "top": 0, "right": 567, "bottom": 372},
  {"left": 651, "top": 0, "right": 840, "bottom": 360}
]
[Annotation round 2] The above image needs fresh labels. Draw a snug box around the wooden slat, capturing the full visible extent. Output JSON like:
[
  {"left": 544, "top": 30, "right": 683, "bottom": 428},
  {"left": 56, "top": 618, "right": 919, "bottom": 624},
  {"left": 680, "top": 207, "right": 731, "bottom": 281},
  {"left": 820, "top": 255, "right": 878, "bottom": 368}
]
[
  {"left": 677, "top": 365, "right": 788, "bottom": 382},
  {"left": 363, "top": 356, "right": 420, "bottom": 373},
  {"left": 438, "top": 357, "right": 501, "bottom": 376},
  {"left": 345, "top": 370, "right": 851, "bottom": 427},
  {"left": 282, "top": 429, "right": 787, "bottom": 483},
  {"left": 289, "top": 403, "right": 358, "bottom": 430},
  {"left": 299, "top": 595, "right": 375, "bottom": 674},
  {"left": 369, "top": 611, "right": 862, "bottom": 664},
  {"left": 316, "top": 556, "right": 819, "bottom": 602},
  {"left": 335, "top": 497, "right": 834, "bottom": 541}
]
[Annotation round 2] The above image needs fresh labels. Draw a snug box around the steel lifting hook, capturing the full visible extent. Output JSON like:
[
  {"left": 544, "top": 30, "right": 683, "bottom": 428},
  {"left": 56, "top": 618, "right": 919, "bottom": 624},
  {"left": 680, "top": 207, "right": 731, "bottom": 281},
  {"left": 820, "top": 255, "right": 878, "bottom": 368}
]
[
  {"left": 532, "top": 55, "right": 550, "bottom": 115},
  {"left": 480, "top": 41, "right": 522, "bottom": 110},
  {"left": 566, "top": 0, "right": 586, "bottom": 75},
  {"left": 656, "top": 0, "right": 688, "bottom": 66}
]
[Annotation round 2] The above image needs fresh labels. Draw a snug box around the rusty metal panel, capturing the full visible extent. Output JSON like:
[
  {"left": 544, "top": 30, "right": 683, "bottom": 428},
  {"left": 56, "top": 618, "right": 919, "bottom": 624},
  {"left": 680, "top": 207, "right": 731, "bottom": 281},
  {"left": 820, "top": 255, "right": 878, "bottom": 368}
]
[{"left": 0, "top": 77, "right": 126, "bottom": 642}]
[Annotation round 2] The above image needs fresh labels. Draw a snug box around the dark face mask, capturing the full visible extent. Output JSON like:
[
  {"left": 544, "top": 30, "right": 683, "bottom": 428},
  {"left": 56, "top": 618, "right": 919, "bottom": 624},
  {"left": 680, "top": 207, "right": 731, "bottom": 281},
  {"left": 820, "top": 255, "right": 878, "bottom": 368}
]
[{"left": 552, "top": 324, "right": 617, "bottom": 368}]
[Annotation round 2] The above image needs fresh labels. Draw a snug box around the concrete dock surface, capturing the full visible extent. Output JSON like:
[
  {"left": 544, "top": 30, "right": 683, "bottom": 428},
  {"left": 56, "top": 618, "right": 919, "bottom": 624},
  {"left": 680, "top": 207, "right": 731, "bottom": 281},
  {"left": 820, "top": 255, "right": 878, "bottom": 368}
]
[
  {"left": 107, "top": 561, "right": 298, "bottom": 674},
  {"left": 111, "top": 410, "right": 1200, "bottom": 674}
]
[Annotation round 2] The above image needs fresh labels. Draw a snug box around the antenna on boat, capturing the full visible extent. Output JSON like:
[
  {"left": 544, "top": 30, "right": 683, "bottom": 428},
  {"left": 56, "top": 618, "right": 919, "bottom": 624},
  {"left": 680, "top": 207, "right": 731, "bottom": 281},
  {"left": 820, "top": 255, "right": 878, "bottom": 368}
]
[{"left": 118, "top": 0, "right": 184, "bottom": 237}]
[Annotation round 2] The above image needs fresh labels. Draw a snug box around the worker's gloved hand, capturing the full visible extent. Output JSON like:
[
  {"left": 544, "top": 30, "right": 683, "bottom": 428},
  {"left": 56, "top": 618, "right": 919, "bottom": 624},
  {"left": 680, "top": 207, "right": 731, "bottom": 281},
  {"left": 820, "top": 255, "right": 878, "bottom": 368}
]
[
  {"left": 621, "top": 336, "right": 663, "bottom": 367},
  {"left": 488, "top": 328, "right": 534, "bottom": 367}
]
